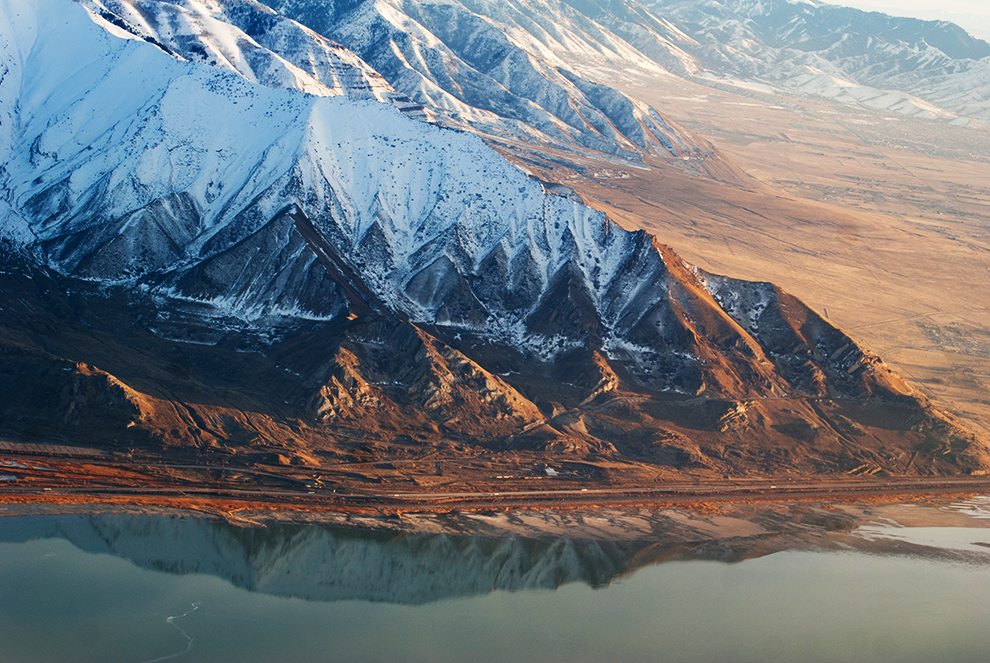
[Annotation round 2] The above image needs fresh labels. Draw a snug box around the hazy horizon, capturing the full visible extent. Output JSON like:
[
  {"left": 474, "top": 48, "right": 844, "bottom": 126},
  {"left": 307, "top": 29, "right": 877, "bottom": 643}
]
[{"left": 836, "top": 0, "right": 990, "bottom": 40}]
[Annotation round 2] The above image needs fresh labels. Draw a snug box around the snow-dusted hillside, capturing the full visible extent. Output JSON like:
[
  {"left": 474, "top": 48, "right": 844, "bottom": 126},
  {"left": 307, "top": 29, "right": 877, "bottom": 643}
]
[
  {"left": 636, "top": 0, "right": 990, "bottom": 123},
  {"left": 259, "top": 0, "right": 719, "bottom": 164},
  {"left": 0, "top": 0, "right": 887, "bottom": 399},
  {"left": 263, "top": 0, "right": 990, "bottom": 125},
  {"left": 0, "top": 0, "right": 768, "bottom": 390},
  {"left": 74, "top": 0, "right": 432, "bottom": 119}
]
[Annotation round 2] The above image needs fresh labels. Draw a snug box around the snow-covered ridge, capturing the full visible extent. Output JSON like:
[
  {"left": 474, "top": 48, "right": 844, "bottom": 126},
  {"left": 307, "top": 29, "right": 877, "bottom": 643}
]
[
  {"left": 640, "top": 0, "right": 990, "bottom": 123},
  {"left": 261, "top": 0, "right": 718, "bottom": 164},
  {"left": 256, "top": 0, "right": 990, "bottom": 136},
  {"left": 4, "top": 0, "right": 980, "bottom": 470},
  {"left": 0, "top": 0, "right": 672, "bottom": 353},
  {"left": 75, "top": 0, "right": 432, "bottom": 120},
  {"left": 1, "top": 0, "right": 907, "bottom": 403}
]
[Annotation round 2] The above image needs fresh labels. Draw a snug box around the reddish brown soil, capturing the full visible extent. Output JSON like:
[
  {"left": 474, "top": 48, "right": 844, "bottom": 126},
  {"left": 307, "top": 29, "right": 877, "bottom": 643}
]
[{"left": 3, "top": 448, "right": 988, "bottom": 522}]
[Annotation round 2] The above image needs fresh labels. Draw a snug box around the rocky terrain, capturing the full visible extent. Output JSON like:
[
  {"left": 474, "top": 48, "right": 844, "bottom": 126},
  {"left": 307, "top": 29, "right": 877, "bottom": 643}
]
[
  {"left": 1, "top": 0, "right": 988, "bottom": 485},
  {"left": 257, "top": 0, "right": 729, "bottom": 169},
  {"left": 261, "top": 0, "right": 990, "bottom": 130}
]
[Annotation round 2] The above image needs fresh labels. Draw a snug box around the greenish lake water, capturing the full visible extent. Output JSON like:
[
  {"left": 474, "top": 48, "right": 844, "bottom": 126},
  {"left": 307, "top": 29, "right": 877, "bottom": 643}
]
[{"left": 1, "top": 505, "right": 989, "bottom": 662}]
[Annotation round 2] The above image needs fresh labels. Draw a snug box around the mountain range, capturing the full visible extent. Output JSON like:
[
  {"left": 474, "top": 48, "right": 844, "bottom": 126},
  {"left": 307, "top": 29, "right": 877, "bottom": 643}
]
[
  {"left": 1, "top": 0, "right": 987, "bottom": 480},
  {"left": 263, "top": 0, "right": 990, "bottom": 131},
  {"left": 644, "top": 0, "right": 990, "bottom": 124}
]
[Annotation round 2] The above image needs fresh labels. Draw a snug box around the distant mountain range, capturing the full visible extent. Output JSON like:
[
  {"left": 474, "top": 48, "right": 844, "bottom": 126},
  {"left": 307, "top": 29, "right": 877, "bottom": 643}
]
[
  {"left": 259, "top": 0, "right": 725, "bottom": 164},
  {"left": 0, "top": 0, "right": 986, "bottom": 477},
  {"left": 642, "top": 0, "right": 990, "bottom": 123}
]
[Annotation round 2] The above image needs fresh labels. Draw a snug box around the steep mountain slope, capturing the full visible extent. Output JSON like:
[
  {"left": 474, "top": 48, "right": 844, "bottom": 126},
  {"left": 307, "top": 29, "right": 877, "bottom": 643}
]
[
  {"left": 267, "top": 0, "right": 990, "bottom": 126},
  {"left": 76, "top": 0, "right": 432, "bottom": 119},
  {"left": 258, "top": 0, "right": 724, "bottom": 167},
  {"left": 1, "top": 0, "right": 986, "bottom": 477}
]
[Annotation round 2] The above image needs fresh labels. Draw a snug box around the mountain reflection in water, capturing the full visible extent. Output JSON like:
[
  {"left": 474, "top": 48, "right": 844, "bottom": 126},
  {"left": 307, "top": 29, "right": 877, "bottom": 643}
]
[
  {"left": 3, "top": 501, "right": 990, "bottom": 606},
  {"left": 0, "top": 515, "right": 661, "bottom": 604}
]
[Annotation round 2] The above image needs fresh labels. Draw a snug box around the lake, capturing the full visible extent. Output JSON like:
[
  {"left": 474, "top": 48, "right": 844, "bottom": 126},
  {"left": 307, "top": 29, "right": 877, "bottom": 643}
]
[{"left": 1, "top": 498, "right": 989, "bottom": 662}]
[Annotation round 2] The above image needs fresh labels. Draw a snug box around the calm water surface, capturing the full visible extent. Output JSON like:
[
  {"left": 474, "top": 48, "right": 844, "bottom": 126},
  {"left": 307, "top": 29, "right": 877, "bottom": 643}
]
[{"left": 1, "top": 505, "right": 990, "bottom": 663}]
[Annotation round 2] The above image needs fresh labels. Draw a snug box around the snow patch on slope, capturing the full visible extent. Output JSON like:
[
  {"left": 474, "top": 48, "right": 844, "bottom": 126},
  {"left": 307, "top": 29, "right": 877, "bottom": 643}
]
[{"left": 693, "top": 268, "right": 775, "bottom": 336}]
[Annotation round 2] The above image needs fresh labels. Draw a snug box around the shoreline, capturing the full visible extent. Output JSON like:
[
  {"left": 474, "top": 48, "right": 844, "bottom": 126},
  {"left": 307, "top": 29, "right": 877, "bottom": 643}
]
[
  {"left": 2, "top": 473, "right": 989, "bottom": 523},
  {"left": 2, "top": 447, "right": 990, "bottom": 524}
]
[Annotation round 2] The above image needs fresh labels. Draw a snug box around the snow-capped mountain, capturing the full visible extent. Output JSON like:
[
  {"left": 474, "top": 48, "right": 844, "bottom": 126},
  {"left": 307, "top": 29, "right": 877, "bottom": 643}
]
[
  {"left": 257, "top": 0, "right": 721, "bottom": 165},
  {"left": 267, "top": 0, "right": 990, "bottom": 125},
  {"left": 76, "top": 0, "right": 432, "bottom": 119},
  {"left": 0, "top": 0, "right": 985, "bottom": 474},
  {"left": 4, "top": 0, "right": 697, "bottom": 356}
]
